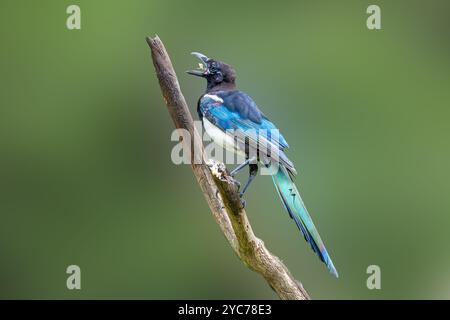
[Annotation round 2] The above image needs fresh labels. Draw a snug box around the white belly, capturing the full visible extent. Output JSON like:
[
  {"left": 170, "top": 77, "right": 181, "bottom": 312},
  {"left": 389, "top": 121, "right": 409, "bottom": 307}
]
[{"left": 203, "top": 118, "right": 246, "bottom": 156}]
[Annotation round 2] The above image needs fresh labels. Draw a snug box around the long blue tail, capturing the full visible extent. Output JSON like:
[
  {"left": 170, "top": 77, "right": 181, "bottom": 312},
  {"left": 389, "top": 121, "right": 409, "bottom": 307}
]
[{"left": 272, "top": 166, "right": 338, "bottom": 277}]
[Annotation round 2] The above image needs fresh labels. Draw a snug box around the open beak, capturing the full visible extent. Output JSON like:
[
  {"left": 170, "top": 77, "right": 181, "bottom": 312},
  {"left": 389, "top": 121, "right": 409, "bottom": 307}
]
[{"left": 186, "top": 52, "right": 209, "bottom": 77}]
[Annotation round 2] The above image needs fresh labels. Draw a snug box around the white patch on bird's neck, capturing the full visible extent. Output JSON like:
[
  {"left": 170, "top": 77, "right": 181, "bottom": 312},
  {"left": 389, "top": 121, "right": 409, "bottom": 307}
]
[{"left": 203, "top": 94, "right": 223, "bottom": 104}]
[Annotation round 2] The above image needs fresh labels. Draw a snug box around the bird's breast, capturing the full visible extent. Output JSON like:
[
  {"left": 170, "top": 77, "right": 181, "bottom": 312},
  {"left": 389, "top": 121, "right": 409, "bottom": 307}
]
[{"left": 202, "top": 118, "right": 245, "bottom": 156}]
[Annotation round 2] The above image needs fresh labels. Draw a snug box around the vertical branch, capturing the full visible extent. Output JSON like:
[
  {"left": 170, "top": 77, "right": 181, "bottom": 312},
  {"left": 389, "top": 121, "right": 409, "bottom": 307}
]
[{"left": 146, "top": 35, "right": 310, "bottom": 300}]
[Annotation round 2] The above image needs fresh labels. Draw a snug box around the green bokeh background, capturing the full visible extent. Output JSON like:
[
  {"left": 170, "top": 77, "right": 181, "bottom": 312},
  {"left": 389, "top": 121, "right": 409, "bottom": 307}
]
[{"left": 1, "top": 0, "right": 449, "bottom": 299}]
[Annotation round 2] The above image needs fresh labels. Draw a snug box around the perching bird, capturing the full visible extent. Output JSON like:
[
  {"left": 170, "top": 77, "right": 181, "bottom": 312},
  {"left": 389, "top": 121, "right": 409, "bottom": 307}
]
[{"left": 187, "top": 52, "right": 338, "bottom": 277}]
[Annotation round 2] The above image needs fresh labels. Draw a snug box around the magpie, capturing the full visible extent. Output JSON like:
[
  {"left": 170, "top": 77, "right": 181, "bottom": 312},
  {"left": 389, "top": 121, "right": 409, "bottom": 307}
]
[{"left": 187, "top": 52, "right": 338, "bottom": 277}]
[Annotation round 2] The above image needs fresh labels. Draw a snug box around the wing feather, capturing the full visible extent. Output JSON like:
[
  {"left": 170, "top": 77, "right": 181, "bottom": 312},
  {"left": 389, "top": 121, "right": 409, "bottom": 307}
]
[{"left": 199, "top": 91, "right": 296, "bottom": 174}]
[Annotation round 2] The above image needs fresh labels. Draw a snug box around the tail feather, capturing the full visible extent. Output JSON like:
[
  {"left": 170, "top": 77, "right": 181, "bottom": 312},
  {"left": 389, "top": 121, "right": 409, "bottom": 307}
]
[{"left": 272, "top": 165, "right": 338, "bottom": 277}]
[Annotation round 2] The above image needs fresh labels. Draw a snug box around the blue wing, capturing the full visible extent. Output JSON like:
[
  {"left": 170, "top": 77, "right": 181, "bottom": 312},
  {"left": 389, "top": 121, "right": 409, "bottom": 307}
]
[{"left": 198, "top": 90, "right": 290, "bottom": 150}]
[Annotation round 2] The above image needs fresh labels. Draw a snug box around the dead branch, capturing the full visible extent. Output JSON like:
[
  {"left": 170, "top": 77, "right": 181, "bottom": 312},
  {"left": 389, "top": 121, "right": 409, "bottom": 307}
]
[{"left": 146, "top": 35, "right": 310, "bottom": 300}]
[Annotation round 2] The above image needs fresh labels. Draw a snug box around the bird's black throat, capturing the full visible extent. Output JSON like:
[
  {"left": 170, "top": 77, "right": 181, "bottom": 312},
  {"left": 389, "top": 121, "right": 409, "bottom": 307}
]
[{"left": 206, "top": 80, "right": 236, "bottom": 93}]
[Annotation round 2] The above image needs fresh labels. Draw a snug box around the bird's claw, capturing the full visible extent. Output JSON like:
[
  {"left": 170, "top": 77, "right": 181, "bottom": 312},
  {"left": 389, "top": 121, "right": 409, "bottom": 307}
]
[
  {"left": 230, "top": 177, "right": 241, "bottom": 189},
  {"left": 239, "top": 191, "right": 247, "bottom": 208}
]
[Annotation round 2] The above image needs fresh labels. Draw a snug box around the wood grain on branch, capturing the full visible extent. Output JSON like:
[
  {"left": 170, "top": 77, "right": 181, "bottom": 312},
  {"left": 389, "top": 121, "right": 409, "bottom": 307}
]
[{"left": 146, "top": 35, "right": 310, "bottom": 300}]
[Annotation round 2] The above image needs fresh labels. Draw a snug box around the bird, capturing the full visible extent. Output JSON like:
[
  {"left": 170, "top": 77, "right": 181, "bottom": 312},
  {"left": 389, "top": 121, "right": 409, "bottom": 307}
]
[{"left": 187, "top": 52, "right": 338, "bottom": 277}]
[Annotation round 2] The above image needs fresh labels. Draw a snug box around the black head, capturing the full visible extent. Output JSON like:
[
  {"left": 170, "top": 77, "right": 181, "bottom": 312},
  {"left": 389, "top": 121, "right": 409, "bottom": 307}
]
[{"left": 187, "top": 52, "right": 236, "bottom": 91}]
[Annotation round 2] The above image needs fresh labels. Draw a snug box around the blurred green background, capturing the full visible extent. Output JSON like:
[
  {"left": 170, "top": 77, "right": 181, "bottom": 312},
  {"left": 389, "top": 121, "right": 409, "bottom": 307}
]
[{"left": 1, "top": 0, "right": 449, "bottom": 299}]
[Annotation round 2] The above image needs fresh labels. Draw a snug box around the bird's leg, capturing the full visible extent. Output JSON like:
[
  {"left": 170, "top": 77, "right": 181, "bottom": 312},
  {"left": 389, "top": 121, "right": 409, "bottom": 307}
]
[
  {"left": 239, "top": 163, "right": 258, "bottom": 198},
  {"left": 230, "top": 156, "right": 256, "bottom": 177}
]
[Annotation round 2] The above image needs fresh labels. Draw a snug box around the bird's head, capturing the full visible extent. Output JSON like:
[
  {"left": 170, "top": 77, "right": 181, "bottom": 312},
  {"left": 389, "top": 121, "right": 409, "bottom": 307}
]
[{"left": 187, "top": 52, "right": 236, "bottom": 91}]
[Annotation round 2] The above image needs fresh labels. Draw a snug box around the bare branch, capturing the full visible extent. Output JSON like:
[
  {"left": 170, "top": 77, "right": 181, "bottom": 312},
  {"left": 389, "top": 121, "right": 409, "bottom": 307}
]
[{"left": 146, "top": 35, "right": 310, "bottom": 300}]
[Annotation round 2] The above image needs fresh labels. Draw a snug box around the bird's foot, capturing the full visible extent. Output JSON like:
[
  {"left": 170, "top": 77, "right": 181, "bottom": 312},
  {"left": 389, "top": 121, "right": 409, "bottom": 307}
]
[
  {"left": 239, "top": 191, "right": 247, "bottom": 208},
  {"left": 230, "top": 177, "right": 241, "bottom": 190}
]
